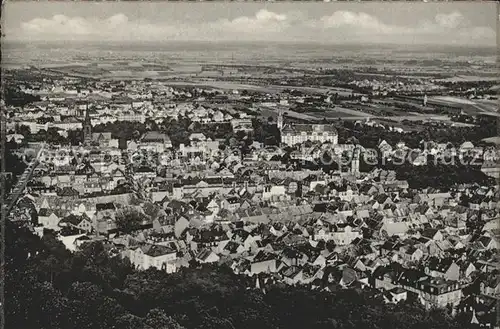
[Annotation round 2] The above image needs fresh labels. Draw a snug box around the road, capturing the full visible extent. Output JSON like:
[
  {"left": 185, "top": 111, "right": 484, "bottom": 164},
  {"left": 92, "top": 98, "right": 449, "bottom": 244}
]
[
  {"left": 470, "top": 103, "right": 499, "bottom": 116},
  {"left": 121, "top": 150, "right": 147, "bottom": 201},
  {"left": 3, "top": 143, "right": 45, "bottom": 216}
]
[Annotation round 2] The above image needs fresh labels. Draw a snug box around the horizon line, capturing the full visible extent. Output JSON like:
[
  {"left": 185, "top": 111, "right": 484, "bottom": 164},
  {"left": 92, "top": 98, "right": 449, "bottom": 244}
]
[{"left": 3, "top": 39, "right": 496, "bottom": 49}]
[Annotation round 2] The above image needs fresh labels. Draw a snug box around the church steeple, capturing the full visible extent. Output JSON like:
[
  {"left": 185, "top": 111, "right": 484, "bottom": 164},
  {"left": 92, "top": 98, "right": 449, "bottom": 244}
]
[
  {"left": 83, "top": 103, "right": 92, "bottom": 145},
  {"left": 351, "top": 146, "right": 360, "bottom": 177},
  {"left": 277, "top": 110, "right": 283, "bottom": 131}
]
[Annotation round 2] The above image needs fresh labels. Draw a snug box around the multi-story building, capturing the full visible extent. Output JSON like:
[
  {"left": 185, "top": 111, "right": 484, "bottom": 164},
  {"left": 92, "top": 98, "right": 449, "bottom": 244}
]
[
  {"left": 139, "top": 131, "right": 172, "bottom": 153},
  {"left": 281, "top": 124, "right": 338, "bottom": 146},
  {"left": 126, "top": 244, "right": 178, "bottom": 273},
  {"left": 399, "top": 272, "right": 463, "bottom": 309}
]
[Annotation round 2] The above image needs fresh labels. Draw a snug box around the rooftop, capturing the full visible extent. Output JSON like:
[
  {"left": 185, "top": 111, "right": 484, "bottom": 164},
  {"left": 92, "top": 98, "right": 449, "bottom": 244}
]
[{"left": 282, "top": 124, "right": 338, "bottom": 135}]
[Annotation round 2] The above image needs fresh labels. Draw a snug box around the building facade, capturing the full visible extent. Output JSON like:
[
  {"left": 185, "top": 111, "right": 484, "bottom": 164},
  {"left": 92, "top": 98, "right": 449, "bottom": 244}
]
[{"left": 281, "top": 124, "right": 338, "bottom": 146}]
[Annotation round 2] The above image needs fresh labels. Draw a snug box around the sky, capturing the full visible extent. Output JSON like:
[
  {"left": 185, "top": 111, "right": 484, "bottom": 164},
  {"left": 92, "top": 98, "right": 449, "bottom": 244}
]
[{"left": 3, "top": 2, "right": 498, "bottom": 46}]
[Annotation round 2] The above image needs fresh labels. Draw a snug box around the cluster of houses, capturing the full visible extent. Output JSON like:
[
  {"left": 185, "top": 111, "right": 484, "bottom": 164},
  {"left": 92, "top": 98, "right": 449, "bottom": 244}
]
[
  {"left": 349, "top": 78, "right": 445, "bottom": 95},
  {"left": 6, "top": 77, "right": 500, "bottom": 328},
  {"left": 7, "top": 99, "right": 249, "bottom": 135},
  {"left": 11, "top": 138, "right": 500, "bottom": 327}
]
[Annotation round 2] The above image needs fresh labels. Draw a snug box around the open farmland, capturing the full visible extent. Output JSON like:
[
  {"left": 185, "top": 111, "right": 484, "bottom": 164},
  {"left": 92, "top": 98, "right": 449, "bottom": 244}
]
[{"left": 310, "top": 106, "right": 372, "bottom": 119}]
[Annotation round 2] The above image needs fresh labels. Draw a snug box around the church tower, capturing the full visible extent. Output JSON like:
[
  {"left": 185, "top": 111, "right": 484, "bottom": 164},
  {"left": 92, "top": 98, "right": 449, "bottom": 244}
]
[
  {"left": 351, "top": 147, "right": 360, "bottom": 177},
  {"left": 277, "top": 110, "right": 284, "bottom": 131},
  {"left": 83, "top": 103, "right": 92, "bottom": 145},
  {"left": 423, "top": 94, "right": 428, "bottom": 107}
]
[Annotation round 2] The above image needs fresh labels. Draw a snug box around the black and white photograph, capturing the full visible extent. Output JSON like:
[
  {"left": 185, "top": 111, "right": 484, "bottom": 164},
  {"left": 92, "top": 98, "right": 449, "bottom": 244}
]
[{"left": 1, "top": 1, "right": 499, "bottom": 329}]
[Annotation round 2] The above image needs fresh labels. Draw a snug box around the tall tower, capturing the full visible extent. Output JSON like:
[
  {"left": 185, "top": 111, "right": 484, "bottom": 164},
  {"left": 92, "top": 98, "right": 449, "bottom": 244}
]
[
  {"left": 351, "top": 147, "right": 360, "bottom": 177},
  {"left": 423, "top": 94, "right": 428, "bottom": 107},
  {"left": 277, "top": 110, "right": 283, "bottom": 131},
  {"left": 83, "top": 103, "right": 92, "bottom": 145}
]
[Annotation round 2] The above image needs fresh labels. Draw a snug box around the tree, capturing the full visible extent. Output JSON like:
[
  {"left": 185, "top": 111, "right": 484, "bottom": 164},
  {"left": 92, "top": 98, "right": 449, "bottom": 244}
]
[
  {"left": 326, "top": 240, "right": 336, "bottom": 252},
  {"left": 115, "top": 207, "right": 147, "bottom": 233},
  {"left": 5, "top": 87, "right": 41, "bottom": 107},
  {"left": 67, "top": 129, "right": 83, "bottom": 146},
  {"left": 18, "top": 124, "right": 32, "bottom": 138},
  {"left": 6, "top": 221, "right": 465, "bottom": 329},
  {"left": 116, "top": 314, "right": 151, "bottom": 329},
  {"left": 146, "top": 308, "right": 186, "bottom": 329}
]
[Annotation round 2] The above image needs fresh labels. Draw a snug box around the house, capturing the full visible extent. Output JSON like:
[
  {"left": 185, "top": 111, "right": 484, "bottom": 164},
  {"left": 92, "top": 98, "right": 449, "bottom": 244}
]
[
  {"left": 59, "top": 214, "right": 93, "bottom": 232},
  {"left": 383, "top": 287, "right": 408, "bottom": 304},
  {"left": 38, "top": 208, "right": 63, "bottom": 231},
  {"left": 221, "top": 241, "right": 246, "bottom": 256},
  {"left": 279, "top": 266, "right": 304, "bottom": 285},
  {"left": 401, "top": 247, "right": 424, "bottom": 263},
  {"left": 196, "top": 248, "right": 220, "bottom": 264},
  {"left": 281, "top": 124, "right": 338, "bottom": 146},
  {"left": 250, "top": 251, "right": 280, "bottom": 275},
  {"left": 190, "top": 227, "right": 230, "bottom": 251},
  {"left": 480, "top": 275, "right": 500, "bottom": 297},
  {"left": 127, "top": 244, "right": 178, "bottom": 273},
  {"left": 127, "top": 140, "right": 138, "bottom": 151},
  {"left": 399, "top": 271, "right": 463, "bottom": 309},
  {"left": 312, "top": 254, "right": 327, "bottom": 268},
  {"left": 91, "top": 132, "right": 113, "bottom": 148},
  {"left": 231, "top": 118, "right": 254, "bottom": 133},
  {"left": 189, "top": 133, "right": 207, "bottom": 143},
  {"left": 373, "top": 268, "right": 398, "bottom": 291},
  {"left": 330, "top": 224, "right": 362, "bottom": 245},
  {"left": 174, "top": 216, "right": 189, "bottom": 238},
  {"left": 475, "top": 235, "right": 499, "bottom": 250},
  {"left": 270, "top": 222, "right": 288, "bottom": 237},
  {"left": 152, "top": 216, "right": 174, "bottom": 233},
  {"left": 340, "top": 266, "right": 360, "bottom": 288},
  {"left": 420, "top": 228, "right": 443, "bottom": 241},
  {"left": 457, "top": 295, "right": 497, "bottom": 328},
  {"left": 459, "top": 261, "right": 477, "bottom": 279},
  {"left": 140, "top": 131, "right": 172, "bottom": 152},
  {"left": 425, "top": 258, "right": 460, "bottom": 281},
  {"left": 93, "top": 202, "right": 118, "bottom": 232},
  {"left": 280, "top": 247, "right": 308, "bottom": 267},
  {"left": 58, "top": 233, "right": 89, "bottom": 252},
  {"left": 381, "top": 221, "right": 409, "bottom": 237},
  {"left": 229, "top": 229, "right": 260, "bottom": 251}
]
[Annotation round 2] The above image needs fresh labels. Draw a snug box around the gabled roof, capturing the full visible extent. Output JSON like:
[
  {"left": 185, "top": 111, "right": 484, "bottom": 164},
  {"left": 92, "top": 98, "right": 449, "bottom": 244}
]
[
  {"left": 421, "top": 228, "right": 439, "bottom": 239},
  {"left": 143, "top": 244, "right": 176, "bottom": 257},
  {"left": 252, "top": 250, "right": 276, "bottom": 263},
  {"left": 196, "top": 248, "right": 216, "bottom": 261},
  {"left": 427, "top": 257, "right": 456, "bottom": 273},
  {"left": 38, "top": 208, "right": 51, "bottom": 217},
  {"left": 60, "top": 214, "right": 83, "bottom": 226},
  {"left": 224, "top": 241, "right": 242, "bottom": 254},
  {"left": 141, "top": 131, "right": 171, "bottom": 143},
  {"left": 96, "top": 202, "right": 116, "bottom": 211}
]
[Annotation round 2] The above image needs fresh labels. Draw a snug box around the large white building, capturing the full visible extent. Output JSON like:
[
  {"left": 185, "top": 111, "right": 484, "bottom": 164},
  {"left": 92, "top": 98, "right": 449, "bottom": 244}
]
[
  {"left": 139, "top": 131, "right": 172, "bottom": 152},
  {"left": 281, "top": 124, "right": 338, "bottom": 146}
]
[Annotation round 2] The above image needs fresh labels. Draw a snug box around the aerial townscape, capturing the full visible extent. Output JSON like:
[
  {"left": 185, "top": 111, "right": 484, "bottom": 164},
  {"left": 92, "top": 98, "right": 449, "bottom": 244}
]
[{"left": 2, "top": 3, "right": 500, "bottom": 329}]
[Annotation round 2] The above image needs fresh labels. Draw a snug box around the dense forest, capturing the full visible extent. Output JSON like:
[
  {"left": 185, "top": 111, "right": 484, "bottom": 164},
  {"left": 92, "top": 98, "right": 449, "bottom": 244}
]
[{"left": 7, "top": 221, "right": 466, "bottom": 329}]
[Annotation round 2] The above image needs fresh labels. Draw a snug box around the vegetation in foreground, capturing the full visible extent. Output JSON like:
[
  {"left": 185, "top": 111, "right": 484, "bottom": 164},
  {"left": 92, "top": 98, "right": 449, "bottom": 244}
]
[{"left": 7, "top": 221, "right": 466, "bottom": 329}]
